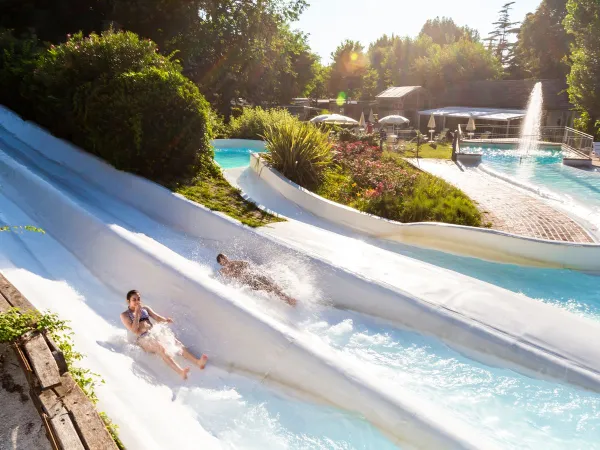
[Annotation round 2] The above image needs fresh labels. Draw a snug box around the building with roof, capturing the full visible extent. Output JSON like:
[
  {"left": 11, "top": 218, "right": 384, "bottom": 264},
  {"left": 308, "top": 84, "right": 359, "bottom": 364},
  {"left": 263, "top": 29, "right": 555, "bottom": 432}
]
[
  {"left": 375, "top": 86, "right": 430, "bottom": 125},
  {"left": 428, "top": 79, "right": 575, "bottom": 129}
]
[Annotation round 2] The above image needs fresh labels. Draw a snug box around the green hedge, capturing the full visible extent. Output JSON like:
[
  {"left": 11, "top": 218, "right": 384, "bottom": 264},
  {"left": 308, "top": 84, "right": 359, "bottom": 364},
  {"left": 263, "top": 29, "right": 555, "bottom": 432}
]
[
  {"left": 1, "top": 29, "right": 214, "bottom": 186},
  {"left": 228, "top": 107, "right": 295, "bottom": 140}
]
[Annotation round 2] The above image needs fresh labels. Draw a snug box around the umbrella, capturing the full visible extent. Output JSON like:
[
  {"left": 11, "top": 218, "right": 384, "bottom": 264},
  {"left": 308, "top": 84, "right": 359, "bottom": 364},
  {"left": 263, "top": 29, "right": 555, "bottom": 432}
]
[
  {"left": 359, "top": 111, "right": 366, "bottom": 128},
  {"left": 309, "top": 114, "right": 359, "bottom": 125},
  {"left": 466, "top": 116, "right": 476, "bottom": 132},
  {"left": 427, "top": 114, "right": 436, "bottom": 129},
  {"left": 378, "top": 115, "right": 410, "bottom": 125},
  {"left": 368, "top": 109, "right": 375, "bottom": 123}
]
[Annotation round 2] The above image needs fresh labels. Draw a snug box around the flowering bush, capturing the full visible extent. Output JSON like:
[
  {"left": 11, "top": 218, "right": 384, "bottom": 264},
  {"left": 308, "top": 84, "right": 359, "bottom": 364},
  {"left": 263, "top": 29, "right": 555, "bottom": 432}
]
[{"left": 317, "top": 141, "right": 481, "bottom": 226}]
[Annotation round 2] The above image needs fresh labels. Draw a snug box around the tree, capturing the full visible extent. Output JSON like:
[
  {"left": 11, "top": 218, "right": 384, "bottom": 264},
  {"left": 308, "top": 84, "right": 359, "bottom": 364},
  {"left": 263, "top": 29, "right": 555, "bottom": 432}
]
[
  {"left": 484, "top": 2, "right": 520, "bottom": 70},
  {"left": 420, "top": 17, "right": 480, "bottom": 45},
  {"left": 0, "top": 0, "right": 108, "bottom": 43},
  {"left": 411, "top": 39, "right": 502, "bottom": 94},
  {"left": 514, "top": 0, "right": 571, "bottom": 79},
  {"left": 564, "top": 0, "right": 600, "bottom": 138},
  {"left": 304, "top": 62, "right": 330, "bottom": 99},
  {"left": 328, "top": 40, "right": 368, "bottom": 99}
]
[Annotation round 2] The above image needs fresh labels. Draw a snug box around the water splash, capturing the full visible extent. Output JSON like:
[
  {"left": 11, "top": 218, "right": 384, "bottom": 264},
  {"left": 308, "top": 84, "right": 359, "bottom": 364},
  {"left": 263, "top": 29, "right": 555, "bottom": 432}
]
[{"left": 519, "top": 82, "right": 543, "bottom": 161}]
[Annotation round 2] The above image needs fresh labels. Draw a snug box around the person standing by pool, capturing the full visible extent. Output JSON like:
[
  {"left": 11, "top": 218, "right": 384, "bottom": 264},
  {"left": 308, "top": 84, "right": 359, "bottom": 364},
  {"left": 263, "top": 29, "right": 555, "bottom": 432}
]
[
  {"left": 120, "top": 290, "right": 208, "bottom": 380},
  {"left": 216, "top": 254, "right": 297, "bottom": 306}
]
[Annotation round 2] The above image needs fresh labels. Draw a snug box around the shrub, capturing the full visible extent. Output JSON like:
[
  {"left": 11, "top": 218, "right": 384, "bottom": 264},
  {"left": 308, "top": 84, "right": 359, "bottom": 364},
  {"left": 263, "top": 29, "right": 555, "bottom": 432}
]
[
  {"left": 0, "top": 29, "right": 41, "bottom": 118},
  {"left": 324, "top": 141, "right": 481, "bottom": 226},
  {"left": 228, "top": 107, "right": 295, "bottom": 140},
  {"left": 79, "top": 67, "right": 212, "bottom": 185},
  {"left": 262, "top": 119, "right": 332, "bottom": 189},
  {"left": 29, "top": 30, "right": 211, "bottom": 186}
]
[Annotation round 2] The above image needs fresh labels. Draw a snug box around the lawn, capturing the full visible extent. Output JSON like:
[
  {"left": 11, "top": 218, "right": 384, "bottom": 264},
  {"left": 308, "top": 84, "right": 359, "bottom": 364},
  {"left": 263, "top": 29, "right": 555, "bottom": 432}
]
[
  {"left": 176, "top": 171, "right": 284, "bottom": 227},
  {"left": 395, "top": 142, "right": 452, "bottom": 159}
]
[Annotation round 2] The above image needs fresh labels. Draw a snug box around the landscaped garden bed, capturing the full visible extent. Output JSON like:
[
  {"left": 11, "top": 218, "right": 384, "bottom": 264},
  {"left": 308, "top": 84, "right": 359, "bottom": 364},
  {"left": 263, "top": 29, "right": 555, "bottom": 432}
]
[{"left": 262, "top": 122, "right": 482, "bottom": 227}]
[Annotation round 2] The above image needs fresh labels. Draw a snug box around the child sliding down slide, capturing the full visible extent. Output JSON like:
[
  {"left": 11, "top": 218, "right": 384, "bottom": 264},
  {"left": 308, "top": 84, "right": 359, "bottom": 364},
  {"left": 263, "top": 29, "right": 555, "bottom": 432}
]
[{"left": 120, "top": 289, "right": 208, "bottom": 380}]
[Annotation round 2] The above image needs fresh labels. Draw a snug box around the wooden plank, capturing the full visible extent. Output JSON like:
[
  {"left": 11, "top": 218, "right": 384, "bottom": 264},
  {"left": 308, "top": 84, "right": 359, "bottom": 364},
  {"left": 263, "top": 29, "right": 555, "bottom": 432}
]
[
  {"left": 54, "top": 374, "right": 118, "bottom": 450},
  {"left": 42, "top": 413, "right": 61, "bottom": 450},
  {"left": 23, "top": 333, "right": 61, "bottom": 389},
  {"left": 0, "top": 292, "right": 11, "bottom": 313},
  {"left": 0, "top": 272, "right": 36, "bottom": 312},
  {"left": 39, "top": 389, "right": 67, "bottom": 419},
  {"left": 50, "top": 413, "right": 85, "bottom": 450}
]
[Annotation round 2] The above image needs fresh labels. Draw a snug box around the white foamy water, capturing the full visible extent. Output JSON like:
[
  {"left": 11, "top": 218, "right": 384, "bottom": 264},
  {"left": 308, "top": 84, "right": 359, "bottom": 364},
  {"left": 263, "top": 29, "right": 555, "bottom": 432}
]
[{"left": 519, "top": 82, "right": 543, "bottom": 159}]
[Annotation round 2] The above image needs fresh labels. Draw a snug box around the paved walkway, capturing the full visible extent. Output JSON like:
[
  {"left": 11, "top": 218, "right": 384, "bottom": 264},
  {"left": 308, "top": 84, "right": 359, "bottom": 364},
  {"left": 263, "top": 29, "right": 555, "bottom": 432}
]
[{"left": 411, "top": 159, "right": 594, "bottom": 243}]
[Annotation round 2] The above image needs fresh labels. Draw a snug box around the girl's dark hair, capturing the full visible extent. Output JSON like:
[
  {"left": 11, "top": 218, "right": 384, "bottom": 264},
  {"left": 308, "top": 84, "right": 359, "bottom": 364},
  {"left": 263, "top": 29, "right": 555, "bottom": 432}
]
[
  {"left": 216, "top": 253, "right": 226, "bottom": 263},
  {"left": 126, "top": 290, "right": 140, "bottom": 301}
]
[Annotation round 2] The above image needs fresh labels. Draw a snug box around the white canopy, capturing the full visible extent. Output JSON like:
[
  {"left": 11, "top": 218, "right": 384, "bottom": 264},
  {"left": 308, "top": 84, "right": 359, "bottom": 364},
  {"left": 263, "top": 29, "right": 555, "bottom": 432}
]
[
  {"left": 418, "top": 106, "right": 526, "bottom": 122},
  {"left": 378, "top": 115, "right": 410, "bottom": 125},
  {"left": 309, "top": 114, "right": 359, "bottom": 125}
]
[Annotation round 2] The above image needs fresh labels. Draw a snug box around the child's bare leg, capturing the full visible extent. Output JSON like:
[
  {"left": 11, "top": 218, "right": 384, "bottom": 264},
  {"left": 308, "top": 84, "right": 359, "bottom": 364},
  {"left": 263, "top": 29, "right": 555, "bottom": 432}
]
[
  {"left": 178, "top": 342, "right": 208, "bottom": 369},
  {"left": 142, "top": 339, "right": 189, "bottom": 379}
]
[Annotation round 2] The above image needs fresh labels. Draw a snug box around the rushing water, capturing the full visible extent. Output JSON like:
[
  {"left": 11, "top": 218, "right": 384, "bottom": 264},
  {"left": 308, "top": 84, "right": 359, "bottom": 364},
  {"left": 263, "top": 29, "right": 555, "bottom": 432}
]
[{"left": 519, "top": 82, "right": 543, "bottom": 159}]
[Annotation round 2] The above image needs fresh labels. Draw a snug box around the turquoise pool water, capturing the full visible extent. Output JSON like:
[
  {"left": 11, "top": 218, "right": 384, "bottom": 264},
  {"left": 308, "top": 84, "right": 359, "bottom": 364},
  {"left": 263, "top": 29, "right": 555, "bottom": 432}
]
[
  {"left": 461, "top": 144, "right": 600, "bottom": 215},
  {"left": 214, "top": 147, "right": 266, "bottom": 169}
]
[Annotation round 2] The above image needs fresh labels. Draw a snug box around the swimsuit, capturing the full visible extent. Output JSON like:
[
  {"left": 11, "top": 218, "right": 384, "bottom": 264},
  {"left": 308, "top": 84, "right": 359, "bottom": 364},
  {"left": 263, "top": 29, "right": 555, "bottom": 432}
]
[{"left": 125, "top": 308, "right": 153, "bottom": 339}]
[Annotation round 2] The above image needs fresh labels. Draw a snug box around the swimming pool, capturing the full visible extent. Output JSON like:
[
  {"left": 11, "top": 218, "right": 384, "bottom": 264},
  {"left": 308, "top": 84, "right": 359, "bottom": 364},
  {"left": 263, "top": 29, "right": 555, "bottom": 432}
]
[
  {"left": 461, "top": 144, "right": 600, "bottom": 228},
  {"left": 213, "top": 146, "right": 267, "bottom": 169},
  {"left": 212, "top": 139, "right": 267, "bottom": 169}
]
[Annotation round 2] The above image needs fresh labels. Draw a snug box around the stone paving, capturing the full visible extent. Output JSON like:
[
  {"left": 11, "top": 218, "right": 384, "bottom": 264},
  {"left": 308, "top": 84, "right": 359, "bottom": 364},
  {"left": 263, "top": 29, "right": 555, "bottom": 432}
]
[{"left": 411, "top": 159, "right": 594, "bottom": 243}]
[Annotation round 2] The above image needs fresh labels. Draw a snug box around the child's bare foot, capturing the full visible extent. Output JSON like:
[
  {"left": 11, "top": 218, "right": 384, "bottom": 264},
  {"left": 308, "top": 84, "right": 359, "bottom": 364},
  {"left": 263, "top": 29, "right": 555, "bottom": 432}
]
[
  {"left": 197, "top": 354, "right": 208, "bottom": 370},
  {"left": 180, "top": 367, "right": 190, "bottom": 380}
]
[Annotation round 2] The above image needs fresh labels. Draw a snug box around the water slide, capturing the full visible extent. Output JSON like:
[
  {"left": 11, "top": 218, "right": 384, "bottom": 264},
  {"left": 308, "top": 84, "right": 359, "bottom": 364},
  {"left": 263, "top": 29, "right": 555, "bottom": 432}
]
[{"left": 1, "top": 107, "right": 600, "bottom": 449}]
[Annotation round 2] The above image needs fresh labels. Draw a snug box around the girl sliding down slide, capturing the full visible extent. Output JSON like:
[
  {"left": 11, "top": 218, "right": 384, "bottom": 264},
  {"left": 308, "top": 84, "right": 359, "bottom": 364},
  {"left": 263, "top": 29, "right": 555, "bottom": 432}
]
[{"left": 120, "top": 290, "right": 208, "bottom": 380}]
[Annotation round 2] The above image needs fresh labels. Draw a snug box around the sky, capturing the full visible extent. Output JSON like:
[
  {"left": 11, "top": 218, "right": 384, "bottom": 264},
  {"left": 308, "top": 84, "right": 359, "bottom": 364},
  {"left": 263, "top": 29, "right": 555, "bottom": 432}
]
[{"left": 293, "top": 0, "right": 542, "bottom": 63}]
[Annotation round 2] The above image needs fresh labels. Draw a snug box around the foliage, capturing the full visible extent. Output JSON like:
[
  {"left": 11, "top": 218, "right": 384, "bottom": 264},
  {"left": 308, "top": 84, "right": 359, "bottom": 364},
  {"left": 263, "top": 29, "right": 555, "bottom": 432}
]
[
  {"left": 176, "top": 169, "right": 284, "bottom": 227},
  {"left": 334, "top": 128, "right": 379, "bottom": 146},
  {"left": 207, "top": 108, "right": 229, "bottom": 139},
  {"left": 420, "top": 17, "right": 480, "bottom": 45},
  {"left": 0, "top": 225, "right": 45, "bottom": 233},
  {"left": 484, "top": 1, "right": 521, "bottom": 70},
  {"left": 99, "top": 412, "right": 126, "bottom": 450},
  {"left": 400, "top": 142, "right": 452, "bottom": 160},
  {"left": 228, "top": 107, "right": 296, "bottom": 140},
  {"left": 304, "top": 62, "right": 330, "bottom": 99},
  {"left": 78, "top": 67, "right": 211, "bottom": 186},
  {"left": 513, "top": 0, "right": 570, "bottom": 79},
  {"left": 262, "top": 119, "right": 333, "bottom": 189},
  {"left": 0, "top": 1, "right": 317, "bottom": 116},
  {"left": 411, "top": 39, "right": 503, "bottom": 94},
  {"left": 328, "top": 40, "right": 368, "bottom": 99},
  {"left": 0, "top": 307, "right": 122, "bottom": 445},
  {"left": 0, "top": 29, "right": 41, "bottom": 118},
  {"left": 565, "top": 0, "right": 600, "bottom": 138},
  {"left": 29, "top": 30, "right": 211, "bottom": 186},
  {"left": 315, "top": 141, "right": 481, "bottom": 226}
]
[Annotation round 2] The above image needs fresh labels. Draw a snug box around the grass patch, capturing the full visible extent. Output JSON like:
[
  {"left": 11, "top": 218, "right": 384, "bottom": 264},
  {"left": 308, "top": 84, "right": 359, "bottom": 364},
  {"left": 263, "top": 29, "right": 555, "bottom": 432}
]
[
  {"left": 397, "top": 142, "right": 452, "bottom": 159},
  {"left": 176, "top": 171, "right": 283, "bottom": 227}
]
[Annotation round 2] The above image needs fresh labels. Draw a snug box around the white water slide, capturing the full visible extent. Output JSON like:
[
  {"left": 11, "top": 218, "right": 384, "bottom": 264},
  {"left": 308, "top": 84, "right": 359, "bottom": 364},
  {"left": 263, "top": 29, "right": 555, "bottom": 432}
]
[{"left": 1, "top": 107, "right": 600, "bottom": 449}]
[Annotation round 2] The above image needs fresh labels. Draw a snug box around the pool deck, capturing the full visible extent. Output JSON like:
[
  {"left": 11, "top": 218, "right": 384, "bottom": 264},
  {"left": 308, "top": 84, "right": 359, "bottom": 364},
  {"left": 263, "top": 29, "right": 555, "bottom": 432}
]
[{"left": 409, "top": 159, "right": 595, "bottom": 243}]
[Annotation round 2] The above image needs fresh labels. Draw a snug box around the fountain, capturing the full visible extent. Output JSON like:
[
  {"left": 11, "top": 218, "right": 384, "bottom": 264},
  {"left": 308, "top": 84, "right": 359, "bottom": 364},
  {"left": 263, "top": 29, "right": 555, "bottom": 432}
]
[{"left": 519, "top": 82, "right": 543, "bottom": 161}]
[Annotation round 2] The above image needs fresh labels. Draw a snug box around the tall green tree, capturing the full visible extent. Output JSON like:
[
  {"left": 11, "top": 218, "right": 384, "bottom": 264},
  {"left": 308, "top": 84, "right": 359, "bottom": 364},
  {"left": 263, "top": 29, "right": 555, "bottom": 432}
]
[
  {"left": 564, "top": 0, "right": 600, "bottom": 138},
  {"left": 420, "top": 17, "right": 480, "bottom": 45},
  {"left": 514, "top": 0, "right": 571, "bottom": 79},
  {"left": 411, "top": 39, "right": 502, "bottom": 94},
  {"left": 484, "top": 2, "right": 520, "bottom": 70},
  {"left": 328, "top": 40, "right": 368, "bottom": 99}
]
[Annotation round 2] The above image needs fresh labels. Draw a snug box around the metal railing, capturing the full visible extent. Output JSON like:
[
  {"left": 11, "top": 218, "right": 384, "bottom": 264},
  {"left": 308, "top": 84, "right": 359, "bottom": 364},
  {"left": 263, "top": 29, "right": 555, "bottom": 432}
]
[
  {"left": 563, "top": 127, "right": 594, "bottom": 156},
  {"left": 455, "top": 125, "right": 594, "bottom": 158}
]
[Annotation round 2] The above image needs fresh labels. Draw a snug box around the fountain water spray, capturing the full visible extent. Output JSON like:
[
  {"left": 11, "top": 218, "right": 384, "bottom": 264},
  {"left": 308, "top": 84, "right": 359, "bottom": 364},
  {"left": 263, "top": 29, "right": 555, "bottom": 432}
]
[{"left": 519, "top": 82, "right": 543, "bottom": 162}]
